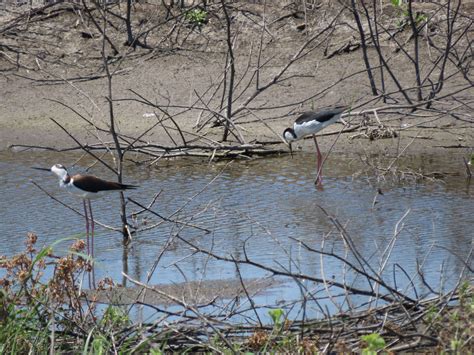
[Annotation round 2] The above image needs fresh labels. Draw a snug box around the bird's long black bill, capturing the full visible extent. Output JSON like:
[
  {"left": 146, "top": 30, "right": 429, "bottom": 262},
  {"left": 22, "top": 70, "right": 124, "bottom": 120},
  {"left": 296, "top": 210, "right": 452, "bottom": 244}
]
[
  {"left": 32, "top": 167, "right": 50, "bottom": 172},
  {"left": 289, "top": 143, "right": 293, "bottom": 158}
]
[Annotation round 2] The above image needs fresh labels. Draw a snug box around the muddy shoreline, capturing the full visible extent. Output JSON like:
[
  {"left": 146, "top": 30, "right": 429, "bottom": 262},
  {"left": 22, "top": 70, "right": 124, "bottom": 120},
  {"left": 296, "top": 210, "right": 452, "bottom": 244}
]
[{"left": 1, "top": 1, "right": 473, "bottom": 158}]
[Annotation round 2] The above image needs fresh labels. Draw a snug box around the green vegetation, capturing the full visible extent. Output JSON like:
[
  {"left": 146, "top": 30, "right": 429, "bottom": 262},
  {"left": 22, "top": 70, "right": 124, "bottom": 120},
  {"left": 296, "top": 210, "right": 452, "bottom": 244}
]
[
  {"left": 268, "top": 308, "right": 284, "bottom": 328},
  {"left": 0, "top": 234, "right": 147, "bottom": 353},
  {"left": 391, "top": 0, "right": 427, "bottom": 28},
  {"left": 0, "top": 234, "right": 472, "bottom": 353},
  {"left": 185, "top": 8, "right": 208, "bottom": 27},
  {"left": 427, "top": 281, "right": 474, "bottom": 354},
  {"left": 361, "top": 333, "right": 386, "bottom": 354}
]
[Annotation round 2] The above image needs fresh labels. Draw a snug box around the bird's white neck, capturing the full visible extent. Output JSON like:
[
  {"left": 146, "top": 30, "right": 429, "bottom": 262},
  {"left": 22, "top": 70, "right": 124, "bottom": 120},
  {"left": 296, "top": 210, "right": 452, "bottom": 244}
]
[
  {"left": 59, "top": 176, "right": 71, "bottom": 188},
  {"left": 51, "top": 167, "right": 70, "bottom": 185}
]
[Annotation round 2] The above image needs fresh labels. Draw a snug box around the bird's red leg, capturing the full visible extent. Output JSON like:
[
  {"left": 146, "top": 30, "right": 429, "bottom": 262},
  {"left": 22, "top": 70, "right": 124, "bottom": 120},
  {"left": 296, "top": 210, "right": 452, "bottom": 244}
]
[
  {"left": 313, "top": 135, "right": 323, "bottom": 187},
  {"left": 87, "top": 199, "right": 94, "bottom": 260},
  {"left": 83, "top": 199, "right": 90, "bottom": 256},
  {"left": 87, "top": 199, "right": 96, "bottom": 289},
  {"left": 83, "top": 199, "right": 92, "bottom": 288}
]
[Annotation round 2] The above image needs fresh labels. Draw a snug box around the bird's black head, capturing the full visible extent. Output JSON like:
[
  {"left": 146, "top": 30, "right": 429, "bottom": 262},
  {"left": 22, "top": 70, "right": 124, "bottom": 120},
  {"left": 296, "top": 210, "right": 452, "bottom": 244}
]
[
  {"left": 282, "top": 128, "right": 296, "bottom": 158},
  {"left": 282, "top": 128, "right": 297, "bottom": 143}
]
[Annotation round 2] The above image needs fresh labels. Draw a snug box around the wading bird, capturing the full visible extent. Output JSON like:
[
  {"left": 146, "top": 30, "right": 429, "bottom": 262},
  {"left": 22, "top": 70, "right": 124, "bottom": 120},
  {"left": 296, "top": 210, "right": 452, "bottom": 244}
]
[
  {"left": 283, "top": 106, "right": 347, "bottom": 186},
  {"left": 33, "top": 164, "right": 137, "bottom": 286}
]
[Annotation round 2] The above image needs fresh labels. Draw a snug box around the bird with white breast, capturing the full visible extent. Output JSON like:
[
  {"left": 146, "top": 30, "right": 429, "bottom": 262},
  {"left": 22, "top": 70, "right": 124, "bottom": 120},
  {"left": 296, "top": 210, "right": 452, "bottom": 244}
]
[
  {"left": 283, "top": 106, "right": 347, "bottom": 186},
  {"left": 33, "top": 163, "right": 137, "bottom": 287}
]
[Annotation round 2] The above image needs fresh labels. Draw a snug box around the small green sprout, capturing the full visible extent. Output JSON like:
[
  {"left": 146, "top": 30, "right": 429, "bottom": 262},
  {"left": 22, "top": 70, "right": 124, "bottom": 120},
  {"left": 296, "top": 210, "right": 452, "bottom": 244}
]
[
  {"left": 391, "top": 0, "right": 427, "bottom": 28},
  {"left": 185, "top": 8, "right": 208, "bottom": 27},
  {"left": 361, "top": 333, "right": 386, "bottom": 354},
  {"left": 469, "top": 153, "right": 474, "bottom": 166},
  {"left": 268, "top": 308, "right": 284, "bottom": 327}
]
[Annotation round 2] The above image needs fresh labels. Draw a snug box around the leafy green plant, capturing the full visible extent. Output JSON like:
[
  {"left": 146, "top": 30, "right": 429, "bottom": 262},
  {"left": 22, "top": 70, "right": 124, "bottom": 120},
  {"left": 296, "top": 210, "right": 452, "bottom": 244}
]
[
  {"left": 422, "top": 282, "right": 473, "bottom": 353},
  {"left": 185, "top": 8, "right": 208, "bottom": 27},
  {"left": 450, "top": 339, "right": 462, "bottom": 352},
  {"left": 469, "top": 153, "right": 474, "bottom": 166},
  {"left": 0, "top": 234, "right": 89, "bottom": 354},
  {"left": 425, "top": 304, "right": 440, "bottom": 324},
  {"left": 268, "top": 308, "right": 284, "bottom": 328},
  {"left": 101, "top": 306, "right": 130, "bottom": 330},
  {"left": 90, "top": 336, "right": 109, "bottom": 355},
  {"left": 361, "top": 333, "right": 386, "bottom": 354},
  {"left": 390, "top": 0, "right": 427, "bottom": 28}
]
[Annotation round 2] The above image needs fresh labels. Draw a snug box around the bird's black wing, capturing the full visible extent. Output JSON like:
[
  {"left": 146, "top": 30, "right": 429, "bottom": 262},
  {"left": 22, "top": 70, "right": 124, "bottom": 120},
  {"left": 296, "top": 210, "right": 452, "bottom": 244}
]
[
  {"left": 295, "top": 106, "right": 347, "bottom": 124},
  {"left": 72, "top": 175, "right": 137, "bottom": 192}
]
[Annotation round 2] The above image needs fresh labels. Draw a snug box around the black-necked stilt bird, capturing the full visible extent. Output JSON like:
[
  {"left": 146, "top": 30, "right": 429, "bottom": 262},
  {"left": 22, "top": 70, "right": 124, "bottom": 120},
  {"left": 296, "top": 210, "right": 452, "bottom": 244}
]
[
  {"left": 283, "top": 106, "right": 347, "bottom": 186},
  {"left": 33, "top": 164, "right": 137, "bottom": 286}
]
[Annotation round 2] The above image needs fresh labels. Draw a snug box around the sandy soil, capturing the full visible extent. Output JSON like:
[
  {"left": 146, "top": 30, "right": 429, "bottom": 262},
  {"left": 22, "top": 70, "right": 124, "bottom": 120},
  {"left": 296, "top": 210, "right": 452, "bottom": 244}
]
[
  {"left": 85, "top": 277, "right": 278, "bottom": 306},
  {"left": 0, "top": 2, "right": 472, "bottom": 158}
]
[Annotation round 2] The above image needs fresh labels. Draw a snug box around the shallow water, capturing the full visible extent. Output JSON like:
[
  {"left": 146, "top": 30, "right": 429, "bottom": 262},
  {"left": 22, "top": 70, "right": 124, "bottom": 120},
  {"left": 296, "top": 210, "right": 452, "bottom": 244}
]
[{"left": 0, "top": 150, "right": 472, "bottom": 319}]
